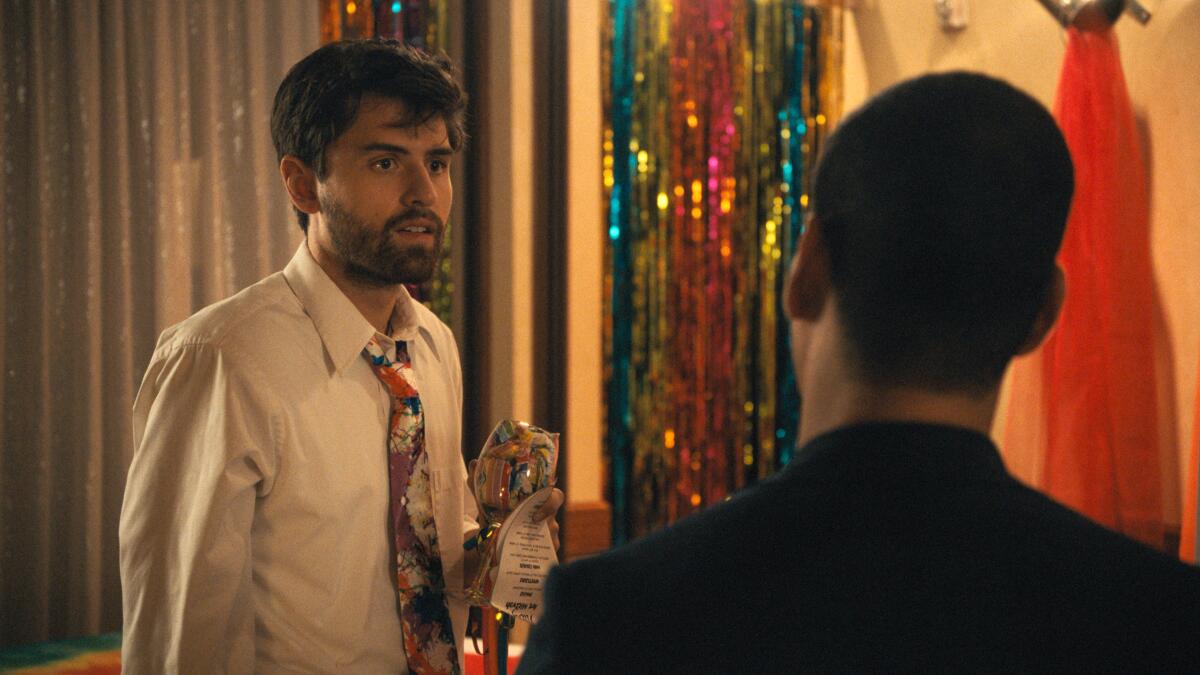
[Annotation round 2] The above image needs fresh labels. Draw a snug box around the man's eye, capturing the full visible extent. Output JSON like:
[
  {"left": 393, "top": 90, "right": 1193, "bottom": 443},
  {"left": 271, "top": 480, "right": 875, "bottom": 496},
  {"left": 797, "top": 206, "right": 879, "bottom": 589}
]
[
  {"left": 430, "top": 159, "right": 448, "bottom": 173},
  {"left": 374, "top": 158, "right": 395, "bottom": 170}
]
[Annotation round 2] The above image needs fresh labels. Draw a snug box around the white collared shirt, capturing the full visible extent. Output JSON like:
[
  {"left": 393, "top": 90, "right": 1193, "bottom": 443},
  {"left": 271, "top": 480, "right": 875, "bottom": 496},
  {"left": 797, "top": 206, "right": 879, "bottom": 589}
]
[{"left": 120, "top": 244, "right": 477, "bottom": 674}]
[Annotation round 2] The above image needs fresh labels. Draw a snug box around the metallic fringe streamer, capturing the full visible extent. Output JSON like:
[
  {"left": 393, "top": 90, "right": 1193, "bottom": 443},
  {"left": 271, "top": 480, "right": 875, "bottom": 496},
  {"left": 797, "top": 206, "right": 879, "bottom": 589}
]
[
  {"left": 605, "top": 0, "right": 845, "bottom": 544},
  {"left": 319, "top": 0, "right": 453, "bottom": 323}
]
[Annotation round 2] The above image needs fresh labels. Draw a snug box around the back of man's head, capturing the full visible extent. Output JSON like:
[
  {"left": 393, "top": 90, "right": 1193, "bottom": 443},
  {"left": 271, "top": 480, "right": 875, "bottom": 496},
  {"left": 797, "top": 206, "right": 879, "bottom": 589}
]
[{"left": 812, "top": 71, "right": 1073, "bottom": 393}]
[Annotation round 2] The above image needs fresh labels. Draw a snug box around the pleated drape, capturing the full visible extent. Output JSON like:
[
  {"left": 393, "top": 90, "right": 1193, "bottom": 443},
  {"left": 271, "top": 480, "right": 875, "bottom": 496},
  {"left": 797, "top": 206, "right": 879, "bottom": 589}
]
[
  {"left": 0, "top": 0, "right": 317, "bottom": 646},
  {"left": 1003, "top": 27, "right": 1163, "bottom": 548}
]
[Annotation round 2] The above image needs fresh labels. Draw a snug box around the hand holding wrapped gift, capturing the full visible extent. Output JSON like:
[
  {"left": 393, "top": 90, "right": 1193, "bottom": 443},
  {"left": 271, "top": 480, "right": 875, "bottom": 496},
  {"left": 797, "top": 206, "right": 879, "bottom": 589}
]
[{"left": 465, "top": 420, "right": 560, "bottom": 612}]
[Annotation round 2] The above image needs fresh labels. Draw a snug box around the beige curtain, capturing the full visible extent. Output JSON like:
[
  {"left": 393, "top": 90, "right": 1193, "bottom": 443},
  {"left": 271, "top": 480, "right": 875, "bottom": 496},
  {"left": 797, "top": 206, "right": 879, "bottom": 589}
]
[{"left": 0, "top": 0, "right": 317, "bottom": 647}]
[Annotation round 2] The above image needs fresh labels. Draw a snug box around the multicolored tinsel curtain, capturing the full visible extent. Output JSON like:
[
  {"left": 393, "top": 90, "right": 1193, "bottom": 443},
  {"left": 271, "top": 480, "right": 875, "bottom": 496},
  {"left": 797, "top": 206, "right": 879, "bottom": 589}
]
[
  {"left": 604, "top": 0, "right": 845, "bottom": 544},
  {"left": 318, "top": 0, "right": 453, "bottom": 322}
]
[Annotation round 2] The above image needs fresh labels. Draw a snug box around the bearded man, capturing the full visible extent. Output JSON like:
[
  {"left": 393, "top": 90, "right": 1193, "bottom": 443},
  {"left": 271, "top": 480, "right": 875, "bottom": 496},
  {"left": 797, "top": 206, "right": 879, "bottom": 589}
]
[{"left": 120, "top": 39, "right": 561, "bottom": 674}]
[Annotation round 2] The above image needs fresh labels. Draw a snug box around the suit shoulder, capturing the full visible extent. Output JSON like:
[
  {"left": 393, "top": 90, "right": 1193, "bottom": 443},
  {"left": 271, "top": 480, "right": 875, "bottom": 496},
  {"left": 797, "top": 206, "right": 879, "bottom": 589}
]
[
  {"left": 550, "top": 475, "right": 795, "bottom": 596},
  {"left": 1007, "top": 480, "right": 1199, "bottom": 573}
]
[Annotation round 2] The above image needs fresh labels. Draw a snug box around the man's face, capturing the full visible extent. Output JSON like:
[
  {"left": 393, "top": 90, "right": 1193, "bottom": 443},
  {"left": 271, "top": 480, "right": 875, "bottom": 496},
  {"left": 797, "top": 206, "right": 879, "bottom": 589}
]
[{"left": 313, "top": 95, "right": 454, "bottom": 286}]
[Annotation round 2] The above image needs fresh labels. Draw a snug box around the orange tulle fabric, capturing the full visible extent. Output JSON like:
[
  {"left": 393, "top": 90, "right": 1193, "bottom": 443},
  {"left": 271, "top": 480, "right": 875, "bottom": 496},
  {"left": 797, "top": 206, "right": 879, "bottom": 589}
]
[
  {"left": 1006, "top": 27, "right": 1163, "bottom": 547},
  {"left": 1181, "top": 361, "right": 1199, "bottom": 561}
]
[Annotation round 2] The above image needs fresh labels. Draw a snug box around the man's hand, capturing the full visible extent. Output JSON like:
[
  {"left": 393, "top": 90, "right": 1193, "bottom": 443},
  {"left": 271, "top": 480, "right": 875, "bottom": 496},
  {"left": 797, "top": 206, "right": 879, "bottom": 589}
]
[
  {"left": 469, "top": 459, "right": 565, "bottom": 551},
  {"left": 532, "top": 487, "right": 565, "bottom": 551}
]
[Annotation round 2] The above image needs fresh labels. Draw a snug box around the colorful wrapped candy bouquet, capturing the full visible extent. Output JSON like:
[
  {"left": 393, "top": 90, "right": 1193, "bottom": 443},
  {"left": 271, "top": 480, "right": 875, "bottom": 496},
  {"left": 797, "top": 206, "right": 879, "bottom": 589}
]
[{"left": 474, "top": 419, "right": 558, "bottom": 522}]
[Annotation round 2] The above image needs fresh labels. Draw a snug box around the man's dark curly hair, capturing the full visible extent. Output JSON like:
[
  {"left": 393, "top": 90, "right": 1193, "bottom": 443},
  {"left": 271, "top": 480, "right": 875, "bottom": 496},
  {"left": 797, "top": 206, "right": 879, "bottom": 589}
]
[{"left": 271, "top": 39, "right": 467, "bottom": 231}]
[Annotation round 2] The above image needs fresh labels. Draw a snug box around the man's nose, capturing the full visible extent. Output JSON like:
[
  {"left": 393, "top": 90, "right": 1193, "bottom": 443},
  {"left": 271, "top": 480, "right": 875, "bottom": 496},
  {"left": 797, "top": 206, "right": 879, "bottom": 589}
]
[{"left": 402, "top": 166, "right": 437, "bottom": 207}]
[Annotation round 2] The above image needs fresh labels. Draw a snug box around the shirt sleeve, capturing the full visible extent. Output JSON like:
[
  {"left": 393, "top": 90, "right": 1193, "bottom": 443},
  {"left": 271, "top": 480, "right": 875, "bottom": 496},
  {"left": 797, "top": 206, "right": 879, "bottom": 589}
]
[
  {"left": 119, "top": 340, "right": 277, "bottom": 674},
  {"left": 449, "top": 329, "right": 479, "bottom": 536}
]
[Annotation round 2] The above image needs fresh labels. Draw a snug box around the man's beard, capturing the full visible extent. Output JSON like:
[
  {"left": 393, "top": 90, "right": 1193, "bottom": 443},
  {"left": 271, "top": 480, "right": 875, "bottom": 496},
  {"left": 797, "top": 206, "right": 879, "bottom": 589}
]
[{"left": 321, "top": 196, "right": 444, "bottom": 287}]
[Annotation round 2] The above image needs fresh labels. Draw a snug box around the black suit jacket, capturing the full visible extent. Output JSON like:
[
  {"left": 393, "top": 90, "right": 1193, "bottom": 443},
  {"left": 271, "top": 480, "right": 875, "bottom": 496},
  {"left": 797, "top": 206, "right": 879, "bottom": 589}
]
[{"left": 519, "top": 423, "right": 1200, "bottom": 673}]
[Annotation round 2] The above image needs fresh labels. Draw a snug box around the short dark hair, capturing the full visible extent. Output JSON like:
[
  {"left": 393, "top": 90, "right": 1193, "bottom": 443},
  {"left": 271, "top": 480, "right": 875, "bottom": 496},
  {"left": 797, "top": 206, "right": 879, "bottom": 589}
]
[
  {"left": 271, "top": 39, "right": 468, "bottom": 231},
  {"left": 812, "top": 71, "right": 1074, "bottom": 391}
]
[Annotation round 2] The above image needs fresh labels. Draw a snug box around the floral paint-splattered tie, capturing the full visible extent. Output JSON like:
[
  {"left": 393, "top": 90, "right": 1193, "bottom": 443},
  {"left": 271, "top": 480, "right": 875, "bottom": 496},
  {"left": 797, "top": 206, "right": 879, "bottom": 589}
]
[{"left": 363, "top": 335, "right": 460, "bottom": 674}]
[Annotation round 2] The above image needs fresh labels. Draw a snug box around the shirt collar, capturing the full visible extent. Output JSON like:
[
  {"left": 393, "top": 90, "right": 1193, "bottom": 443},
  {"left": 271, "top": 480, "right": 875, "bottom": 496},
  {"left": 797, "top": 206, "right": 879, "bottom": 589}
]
[{"left": 282, "top": 243, "right": 433, "bottom": 374}]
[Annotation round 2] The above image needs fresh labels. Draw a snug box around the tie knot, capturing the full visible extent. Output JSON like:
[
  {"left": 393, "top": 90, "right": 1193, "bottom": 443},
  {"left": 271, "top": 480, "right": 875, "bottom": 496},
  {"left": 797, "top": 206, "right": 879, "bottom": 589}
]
[
  {"left": 363, "top": 336, "right": 420, "bottom": 402},
  {"left": 363, "top": 335, "right": 390, "bottom": 365},
  {"left": 363, "top": 334, "right": 412, "bottom": 371}
]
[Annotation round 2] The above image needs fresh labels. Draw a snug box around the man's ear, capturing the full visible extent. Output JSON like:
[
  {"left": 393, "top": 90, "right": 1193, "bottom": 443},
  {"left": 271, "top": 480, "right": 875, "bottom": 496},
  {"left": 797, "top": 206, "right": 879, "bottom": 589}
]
[
  {"left": 784, "top": 218, "right": 832, "bottom": 321},
  {"left": 1015, "top": 264, "right": 1066, "bottom": 355},
  {"left": 280, "top": 155, "right": 320, "bottom": 217}
]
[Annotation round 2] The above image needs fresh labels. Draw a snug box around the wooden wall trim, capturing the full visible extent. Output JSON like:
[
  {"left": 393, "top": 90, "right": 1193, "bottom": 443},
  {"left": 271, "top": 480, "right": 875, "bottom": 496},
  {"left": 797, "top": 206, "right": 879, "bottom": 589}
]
[
  {"left": 532, "top": 4, "right": 568, "bottom": 440},
  {"left": 459, "top": 0, "right": 491, "bottom": 458},
  {"left": 563, "top": 500, "right": 612, "bottom": 561}
]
